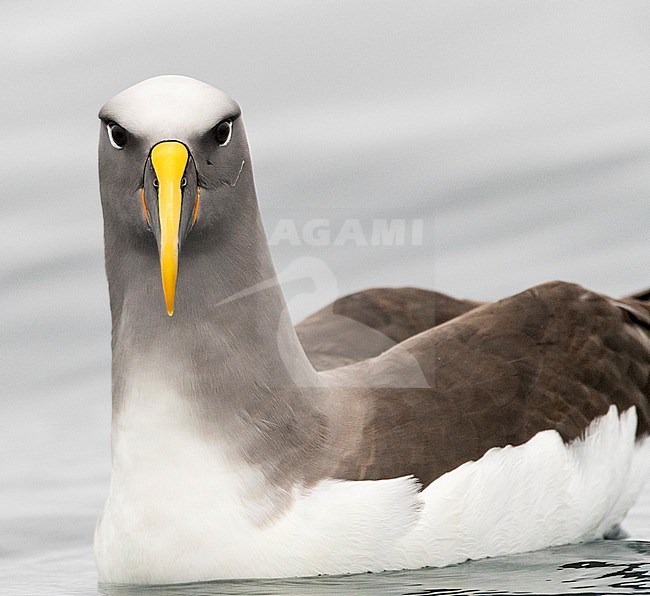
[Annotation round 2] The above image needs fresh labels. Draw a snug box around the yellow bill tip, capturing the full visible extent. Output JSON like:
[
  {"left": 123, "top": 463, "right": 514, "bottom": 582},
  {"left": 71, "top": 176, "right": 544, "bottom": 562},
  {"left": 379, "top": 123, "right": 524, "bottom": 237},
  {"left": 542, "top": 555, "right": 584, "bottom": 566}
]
[{"left": 160, "top": 241, "right": 178, "bottom": 316}]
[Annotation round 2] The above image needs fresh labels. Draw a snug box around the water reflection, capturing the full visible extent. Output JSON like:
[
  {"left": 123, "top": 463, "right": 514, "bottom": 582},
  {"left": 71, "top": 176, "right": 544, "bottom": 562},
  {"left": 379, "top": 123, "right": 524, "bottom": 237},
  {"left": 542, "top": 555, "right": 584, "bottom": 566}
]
[{"left": 98, "top": 541, "right": 650, "bottom": 595}]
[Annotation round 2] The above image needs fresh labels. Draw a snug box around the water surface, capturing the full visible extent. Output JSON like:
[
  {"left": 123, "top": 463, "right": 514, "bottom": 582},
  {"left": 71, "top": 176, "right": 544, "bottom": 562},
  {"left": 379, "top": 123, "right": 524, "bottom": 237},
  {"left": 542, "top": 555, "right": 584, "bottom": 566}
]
[{"left": 6, "top": 541, "right": 650, "bottom": 595}]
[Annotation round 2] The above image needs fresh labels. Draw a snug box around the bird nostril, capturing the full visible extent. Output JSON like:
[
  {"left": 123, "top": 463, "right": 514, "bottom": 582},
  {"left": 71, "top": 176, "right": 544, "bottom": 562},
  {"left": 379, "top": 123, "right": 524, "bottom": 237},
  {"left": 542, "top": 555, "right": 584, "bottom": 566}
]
[
  {"left": 181, "top": 177, "right": 187, "bottom": 188},
  {"left": 153, "top": 179, "right": 159, "bottom": 188}
]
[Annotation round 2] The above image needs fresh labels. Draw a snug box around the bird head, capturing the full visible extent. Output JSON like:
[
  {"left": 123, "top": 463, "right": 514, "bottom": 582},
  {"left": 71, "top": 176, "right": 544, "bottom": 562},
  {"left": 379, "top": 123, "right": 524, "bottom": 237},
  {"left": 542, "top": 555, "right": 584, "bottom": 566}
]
[{"left": 98, "top": 75, "right": 248, "bottom": 316}]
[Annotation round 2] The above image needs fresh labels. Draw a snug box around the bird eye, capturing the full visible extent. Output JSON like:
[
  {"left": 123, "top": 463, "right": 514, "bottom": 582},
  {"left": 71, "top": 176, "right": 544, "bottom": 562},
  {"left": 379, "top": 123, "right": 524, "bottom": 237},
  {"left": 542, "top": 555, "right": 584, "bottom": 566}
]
[
  {"left": 215, "top": 120, "right": 232, "bottom": 147},
  {"left": 107, "top": 122, "right": 128, "bottom": 150}
]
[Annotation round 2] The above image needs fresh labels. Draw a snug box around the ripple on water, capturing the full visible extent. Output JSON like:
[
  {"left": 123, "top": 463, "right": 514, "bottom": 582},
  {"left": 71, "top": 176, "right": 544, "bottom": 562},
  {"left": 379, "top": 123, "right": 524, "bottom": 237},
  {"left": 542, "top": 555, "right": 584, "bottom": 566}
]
[{"left": 5, "top": 540, "right": 649, "bottom": 596}]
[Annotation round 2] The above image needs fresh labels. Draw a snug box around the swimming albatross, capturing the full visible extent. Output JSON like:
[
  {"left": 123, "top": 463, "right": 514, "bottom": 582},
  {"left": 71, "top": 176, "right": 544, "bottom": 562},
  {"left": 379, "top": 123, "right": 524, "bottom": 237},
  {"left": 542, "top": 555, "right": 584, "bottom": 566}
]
[{"left": 95, "top": 75, "right": 650, "bottom": 585}]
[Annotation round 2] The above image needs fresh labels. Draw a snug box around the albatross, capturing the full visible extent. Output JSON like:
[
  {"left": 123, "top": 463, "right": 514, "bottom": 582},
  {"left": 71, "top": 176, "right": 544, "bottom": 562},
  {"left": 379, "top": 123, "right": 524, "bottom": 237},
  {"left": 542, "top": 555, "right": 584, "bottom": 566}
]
[{"left": 94, "top": 75, "right": 650, "bottom": 585}]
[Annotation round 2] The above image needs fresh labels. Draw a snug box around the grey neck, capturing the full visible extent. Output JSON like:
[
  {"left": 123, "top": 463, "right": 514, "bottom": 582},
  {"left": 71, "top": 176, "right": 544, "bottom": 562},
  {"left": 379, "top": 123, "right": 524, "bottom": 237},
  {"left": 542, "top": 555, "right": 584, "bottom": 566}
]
[{"left": 103, "top": 170, "right": 325, "bottom": 468}]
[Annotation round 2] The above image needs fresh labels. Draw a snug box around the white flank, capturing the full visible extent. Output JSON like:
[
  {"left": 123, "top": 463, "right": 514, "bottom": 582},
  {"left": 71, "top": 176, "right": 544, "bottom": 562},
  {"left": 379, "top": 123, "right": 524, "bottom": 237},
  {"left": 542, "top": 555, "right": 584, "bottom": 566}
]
[{"left": 95, "top": 395, "right": 650, "bottom": 584}]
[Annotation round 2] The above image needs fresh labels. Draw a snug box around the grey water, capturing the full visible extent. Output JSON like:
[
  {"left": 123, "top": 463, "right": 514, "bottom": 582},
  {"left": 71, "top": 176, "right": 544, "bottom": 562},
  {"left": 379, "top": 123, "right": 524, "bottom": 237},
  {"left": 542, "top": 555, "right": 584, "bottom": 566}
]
[
  {"left": 3, "top": 1, "right": 650, "bottom": 594},
  {"left": 6, "top": 541, "right": 650, "bottom": 595},
  {"left": 97, "top": 543, "right": 650, "bottom": 594}
]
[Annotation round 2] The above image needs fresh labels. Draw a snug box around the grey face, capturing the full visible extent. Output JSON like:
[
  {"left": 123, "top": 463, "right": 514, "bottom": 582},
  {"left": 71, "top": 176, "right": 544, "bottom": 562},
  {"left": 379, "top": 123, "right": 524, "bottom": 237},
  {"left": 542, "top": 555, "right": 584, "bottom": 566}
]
[{"left": 97, "top": 75, "right": 249, "bottom": 314}]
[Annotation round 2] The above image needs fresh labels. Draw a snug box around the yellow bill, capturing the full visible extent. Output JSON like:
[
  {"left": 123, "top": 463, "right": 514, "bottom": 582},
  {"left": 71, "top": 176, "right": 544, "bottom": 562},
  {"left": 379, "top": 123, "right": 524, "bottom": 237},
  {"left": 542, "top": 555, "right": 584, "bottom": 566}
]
[{"left": 151, "top": 141, "right": 189, "bottom": 316}]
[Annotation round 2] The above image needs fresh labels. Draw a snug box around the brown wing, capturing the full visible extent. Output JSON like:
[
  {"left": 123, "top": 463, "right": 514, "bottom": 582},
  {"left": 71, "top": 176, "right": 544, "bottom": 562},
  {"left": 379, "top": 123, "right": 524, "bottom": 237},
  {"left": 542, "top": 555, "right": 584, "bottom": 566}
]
[
  {"left": 296, "top": 287, "right": 482, "bottom": 371},
  {"left": 628, "top": 287, "right": 650, "bottom": 301},
  {"left": 331, "top": 281, "right": 650, "bottom": 487}
]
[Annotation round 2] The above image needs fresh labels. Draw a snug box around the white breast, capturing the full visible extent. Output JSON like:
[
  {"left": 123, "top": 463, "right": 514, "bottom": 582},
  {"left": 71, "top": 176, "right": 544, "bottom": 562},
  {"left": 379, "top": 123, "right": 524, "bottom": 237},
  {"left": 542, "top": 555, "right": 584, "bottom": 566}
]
[{"left": 95, "top": 384, "right": 650, "bottom": 584}]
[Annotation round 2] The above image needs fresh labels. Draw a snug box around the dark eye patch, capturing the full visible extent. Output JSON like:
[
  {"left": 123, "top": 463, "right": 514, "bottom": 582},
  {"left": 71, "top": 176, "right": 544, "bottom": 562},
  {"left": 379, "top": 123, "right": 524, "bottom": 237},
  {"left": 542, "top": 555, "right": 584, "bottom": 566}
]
[
  {"left": 107, "top": 122, "right": 128, "bottom": 149},
  {"left": 214, "top": 120, "right": 232, "bottom": 146}
]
